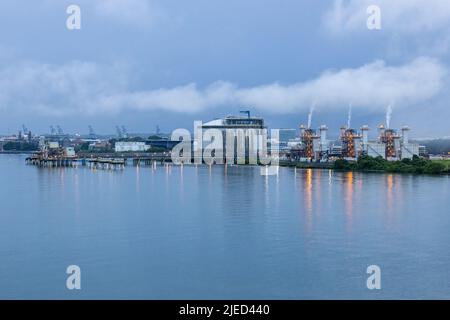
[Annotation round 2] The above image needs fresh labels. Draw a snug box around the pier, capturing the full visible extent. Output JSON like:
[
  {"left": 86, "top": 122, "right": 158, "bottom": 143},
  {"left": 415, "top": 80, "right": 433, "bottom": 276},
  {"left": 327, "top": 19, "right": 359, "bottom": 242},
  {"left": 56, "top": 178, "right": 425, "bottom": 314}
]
[
  {"left": 132, "top": 155, "right": 171, "bottom": 166},
  {"left": 87, "top": 158, "right": 125, "bottom": 170},
  {"left": 26, "top": 156, "right": 79, "bottom": 168},
  {"left": 26, "top": 156, "right": 126, "bottom": 170},
  {"left": 25, "top": 154, "right": 171, "bottom": 170}
]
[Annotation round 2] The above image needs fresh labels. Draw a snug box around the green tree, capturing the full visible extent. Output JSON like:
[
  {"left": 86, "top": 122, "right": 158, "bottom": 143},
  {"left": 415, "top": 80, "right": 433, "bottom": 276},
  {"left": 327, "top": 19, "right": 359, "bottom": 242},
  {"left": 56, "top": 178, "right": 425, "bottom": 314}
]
[{"left": 423, "top": 162, "right": 445, "bottom": 175}]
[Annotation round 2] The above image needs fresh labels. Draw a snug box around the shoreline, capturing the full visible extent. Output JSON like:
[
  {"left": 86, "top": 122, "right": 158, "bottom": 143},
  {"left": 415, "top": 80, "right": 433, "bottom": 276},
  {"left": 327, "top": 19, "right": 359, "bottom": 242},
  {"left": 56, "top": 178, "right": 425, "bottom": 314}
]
[
  {"left": 4, "top": 152, "right": 449, "bottom": 176},
  {"left": 279, "top": 160, "right": 450, "bottom": 176},
  {"left": 0, "top": 151, "right": 35, "bottom": 154}
]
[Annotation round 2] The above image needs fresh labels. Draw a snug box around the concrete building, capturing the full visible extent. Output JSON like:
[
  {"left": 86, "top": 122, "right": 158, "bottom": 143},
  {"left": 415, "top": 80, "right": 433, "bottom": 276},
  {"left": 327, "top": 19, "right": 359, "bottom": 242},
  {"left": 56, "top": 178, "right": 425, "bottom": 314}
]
[
  {"left": 366, "top": 142, "right": 386, "bottom": 158},
  {"left": 115, "top": 141, "right": 150, "bottom": 152},
  {"left": 318, "top": 125, "right": 329, "bottom": 158},
  {"left": 48, "top": 141, "right": 60, "bottom": 149},
  {"left": 329, "top": 145, "right": 343, "bottom": 158},
  {"left": 89, "top": 140, "right": 111, "bottom": 151},
  {"left": 201, "top": 114, "right": 265, "bottom": 130},
  {"left": 199, "top": 113, "right": 266, "bottom": 163},
  {"left": 65, "top": 147, "right": 76, "bottom": 158},
  {"left": 400, "top": 126, "right": 419, "bottom": 159},
  {"left": 360, "top": 125, "right": 370, "bottom": 154},
  {"left": 360, "top": 125, "right": 387, "bottom": 158},
  {"left": 419, "top": 145, "right": 428, "bottom": 157}
]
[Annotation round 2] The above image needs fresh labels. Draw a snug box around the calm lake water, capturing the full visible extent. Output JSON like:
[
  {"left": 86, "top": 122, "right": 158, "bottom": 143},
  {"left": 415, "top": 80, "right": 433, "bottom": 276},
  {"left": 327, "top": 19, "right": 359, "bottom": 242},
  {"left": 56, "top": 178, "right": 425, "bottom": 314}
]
[{"left": 0, "top": 154, "right": 449, "bottom": 299}]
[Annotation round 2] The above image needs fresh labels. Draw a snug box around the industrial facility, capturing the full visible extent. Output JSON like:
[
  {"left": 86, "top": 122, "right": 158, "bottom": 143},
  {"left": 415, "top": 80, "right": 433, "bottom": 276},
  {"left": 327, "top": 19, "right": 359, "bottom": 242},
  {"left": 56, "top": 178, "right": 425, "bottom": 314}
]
[
  {"left": 290, "top": 123, "right": 420, "bottom": 162},
  {"left": 291, "top": 124, "right": 329, "bottom": 161},
  {"left": 198, "top": 111, "right": 266, "bottom": 163},
  {"left": 1, "top": 113, "right": 428, "bottom": 167}
]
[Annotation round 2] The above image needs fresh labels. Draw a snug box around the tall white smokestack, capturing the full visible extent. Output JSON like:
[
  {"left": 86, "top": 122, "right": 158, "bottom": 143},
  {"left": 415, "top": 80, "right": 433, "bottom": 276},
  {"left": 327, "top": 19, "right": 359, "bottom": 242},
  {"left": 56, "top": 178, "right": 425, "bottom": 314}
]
[
  {"left": 361, "top": 125, "right": 370, "bottom": 145},
  {"left": 402, "top": 126, "right": 410, "bottom": 144},
  {"left": 319, "top": 125, "right": 328, "bottom": 149},
  {"left": 361, "top": 125, "right": 370, "bottom": 153},
  {"left": 378, "top": 124, "right": 386, "bottom": 142},
  {"left": 300, "top": 124, "right": 306, "bottom": 137}
]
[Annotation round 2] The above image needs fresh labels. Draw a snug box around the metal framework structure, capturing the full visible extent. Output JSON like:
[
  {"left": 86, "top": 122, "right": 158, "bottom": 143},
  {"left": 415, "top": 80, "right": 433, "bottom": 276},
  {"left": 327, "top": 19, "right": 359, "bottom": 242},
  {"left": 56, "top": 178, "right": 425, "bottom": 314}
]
[
  {"left": 300, "top": 128, "right": 318, "bottom": 159},
  {"left": 341, "top": 128, "right": 361, "bottom": 158},
  {"left": 380, "top": 128, "right": 398, "bottom": 158}
]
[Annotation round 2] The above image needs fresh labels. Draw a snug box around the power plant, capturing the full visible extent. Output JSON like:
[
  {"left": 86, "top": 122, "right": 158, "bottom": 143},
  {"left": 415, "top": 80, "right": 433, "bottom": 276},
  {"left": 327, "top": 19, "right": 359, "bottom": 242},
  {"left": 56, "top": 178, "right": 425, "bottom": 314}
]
[
  {"left": 340, "top": 126, "right": 361, "bottom": 159},
  {"left": 291, "top": 110, "right": 420, "bottom": 162},
  {"left": 299, "top": 125, "right": 319, "bottom": 160}
]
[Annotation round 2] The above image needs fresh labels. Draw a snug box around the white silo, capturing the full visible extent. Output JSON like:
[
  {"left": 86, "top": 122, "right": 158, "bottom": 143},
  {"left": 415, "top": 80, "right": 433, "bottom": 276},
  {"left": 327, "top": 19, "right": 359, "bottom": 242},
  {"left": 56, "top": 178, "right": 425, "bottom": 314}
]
[
  {"left": 319, "top": 125, "right": 328, "bottom": 156},
  {"left": 401, "top": 126, "right": 410, "bottom": 144},
  {"left": 361, "top": 125, "right": 370, "bottom": 154}
]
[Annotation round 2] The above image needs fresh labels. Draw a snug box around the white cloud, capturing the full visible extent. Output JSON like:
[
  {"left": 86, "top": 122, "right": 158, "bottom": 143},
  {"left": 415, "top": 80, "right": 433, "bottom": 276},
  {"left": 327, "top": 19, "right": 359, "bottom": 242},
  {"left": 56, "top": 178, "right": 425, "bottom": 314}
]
[
  {"left": 324, "top": 0, "right": 450, "bottom": 33},
  {"left": 92, "top": 0, "right": 163, "bottom": 28},
  {"left": 236, "top": 57, "right": 446, "bottom": 112},
  {"left": 0, "top": 61, "right": 128, "bottom": 116},
  {"left": 94, "top": 82, "right": 236, "bottom": 114},
  {"left": 0, "top": 57, "right": 445, "bottom": 116}
]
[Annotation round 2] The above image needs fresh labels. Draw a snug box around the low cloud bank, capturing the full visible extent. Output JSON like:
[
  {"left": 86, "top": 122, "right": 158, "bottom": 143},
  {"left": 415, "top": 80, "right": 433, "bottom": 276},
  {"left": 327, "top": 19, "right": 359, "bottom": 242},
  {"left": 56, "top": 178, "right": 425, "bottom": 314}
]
[{"left": 0, "top": 57, "right": 445, "bottom": 116}]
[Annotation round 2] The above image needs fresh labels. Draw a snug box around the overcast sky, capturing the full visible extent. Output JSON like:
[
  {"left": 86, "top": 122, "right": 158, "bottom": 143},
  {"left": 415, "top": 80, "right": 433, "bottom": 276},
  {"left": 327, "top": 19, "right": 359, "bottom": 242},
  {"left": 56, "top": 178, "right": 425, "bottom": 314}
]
[{"left": 0, "top": 0, "right": 449, "bottom": 137}]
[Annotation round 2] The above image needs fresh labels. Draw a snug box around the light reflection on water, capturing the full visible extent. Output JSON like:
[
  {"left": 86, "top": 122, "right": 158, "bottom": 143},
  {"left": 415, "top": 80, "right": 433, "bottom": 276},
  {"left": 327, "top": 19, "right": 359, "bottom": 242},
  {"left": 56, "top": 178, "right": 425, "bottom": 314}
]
[
  {"left": 0, "top": 155, "right": 450, "bottom": 299},
  {"left": 344, "top": 171, "right": 353, "bottom": 230}
]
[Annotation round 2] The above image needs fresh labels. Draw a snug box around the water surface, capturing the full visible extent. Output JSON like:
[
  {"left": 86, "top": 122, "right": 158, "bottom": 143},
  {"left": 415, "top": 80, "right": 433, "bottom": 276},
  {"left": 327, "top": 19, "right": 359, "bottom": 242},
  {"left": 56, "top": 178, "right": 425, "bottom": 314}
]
[{"left": 0, "top": 155, "right": 449, "bottom": 299}]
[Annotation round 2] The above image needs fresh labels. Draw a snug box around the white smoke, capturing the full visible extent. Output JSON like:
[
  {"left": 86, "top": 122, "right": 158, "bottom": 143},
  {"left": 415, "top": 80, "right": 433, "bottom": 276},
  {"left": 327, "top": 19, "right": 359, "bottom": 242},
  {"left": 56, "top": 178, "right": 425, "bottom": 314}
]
[
  {"left": 347, "top": 103, "right": 352, "bottom": 129},
  {"left": 386, "top": 103, "right": 394, "bottom": 128},
  {"left": 307, "top": 102, "right": 316, "bottom": 129}
]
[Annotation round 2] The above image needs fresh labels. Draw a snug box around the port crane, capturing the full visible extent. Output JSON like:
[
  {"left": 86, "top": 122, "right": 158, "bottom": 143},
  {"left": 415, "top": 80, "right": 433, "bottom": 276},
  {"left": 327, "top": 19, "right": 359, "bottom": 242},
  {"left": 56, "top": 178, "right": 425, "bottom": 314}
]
[
  {"left": 121, "top": 125, "right": 128, "bottom": 138},
  {"left": 116, "top": 125, "right": 123, "bottom": 138},
  {"left": 88, "top": 125, "right": 96, "bottom": 138}
]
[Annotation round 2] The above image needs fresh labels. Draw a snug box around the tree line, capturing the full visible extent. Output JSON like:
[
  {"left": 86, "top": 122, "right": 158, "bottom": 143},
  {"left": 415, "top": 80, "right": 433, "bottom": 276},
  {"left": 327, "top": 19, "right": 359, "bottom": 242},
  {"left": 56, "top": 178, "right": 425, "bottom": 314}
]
[{"left": 334, "top": 155, "right": 449, "bottom": 175}]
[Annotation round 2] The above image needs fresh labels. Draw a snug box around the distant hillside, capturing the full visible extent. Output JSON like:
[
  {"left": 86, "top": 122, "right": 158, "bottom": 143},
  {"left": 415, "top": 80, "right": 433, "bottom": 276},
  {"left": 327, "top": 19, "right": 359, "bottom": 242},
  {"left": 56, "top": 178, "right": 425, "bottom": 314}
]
[{"left": 413, "top": 139, "right": 450, "bottom": 155}]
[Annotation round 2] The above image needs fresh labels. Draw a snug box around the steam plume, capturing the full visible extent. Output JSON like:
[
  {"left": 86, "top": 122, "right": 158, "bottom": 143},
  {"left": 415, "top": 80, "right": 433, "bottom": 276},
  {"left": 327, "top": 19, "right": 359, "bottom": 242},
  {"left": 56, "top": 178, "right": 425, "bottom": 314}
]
[
  {"left": 347, "top": 103, "right": 352, "bottom": 129},
  {"left": 386, "top": 103, "right": 393, "bottom": 128}
]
